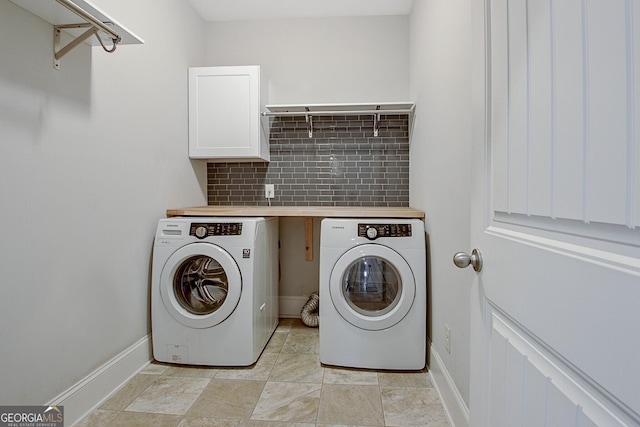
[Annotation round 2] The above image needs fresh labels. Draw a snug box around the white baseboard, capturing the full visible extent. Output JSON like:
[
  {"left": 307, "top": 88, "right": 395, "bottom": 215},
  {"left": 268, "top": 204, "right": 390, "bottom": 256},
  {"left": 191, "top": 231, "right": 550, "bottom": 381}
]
[
  {"left": 279, "top": 295, "right": 308, "bottom": 318},
  {"left": 429, "top": 344, "right": 470, "bottom": 427},
  {"left": 47, "top": 335, "right": 152, "bottom": 426}
]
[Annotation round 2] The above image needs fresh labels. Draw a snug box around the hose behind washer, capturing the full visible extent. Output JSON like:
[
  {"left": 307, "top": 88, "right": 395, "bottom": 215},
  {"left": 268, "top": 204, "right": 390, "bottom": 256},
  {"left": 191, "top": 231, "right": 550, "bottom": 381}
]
[{"left": 300, "top": 292, "right": 319, "bottom": 327}]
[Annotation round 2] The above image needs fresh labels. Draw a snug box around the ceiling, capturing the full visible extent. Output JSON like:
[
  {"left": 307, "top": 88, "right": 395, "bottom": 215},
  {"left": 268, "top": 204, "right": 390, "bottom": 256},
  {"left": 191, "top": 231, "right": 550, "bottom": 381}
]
[{"left": 187, "top": 0, "right": 415, "bottom": 22}]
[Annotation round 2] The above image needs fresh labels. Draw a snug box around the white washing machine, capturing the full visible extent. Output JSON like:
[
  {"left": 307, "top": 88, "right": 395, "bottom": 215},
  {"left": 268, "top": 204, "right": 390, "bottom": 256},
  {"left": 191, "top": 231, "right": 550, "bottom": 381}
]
[
  {"left": 152, "top": 217, "right": 278, "bottom": 366},
  {"left": 319, "top": 218, "right": 426, "bottom": 370}
]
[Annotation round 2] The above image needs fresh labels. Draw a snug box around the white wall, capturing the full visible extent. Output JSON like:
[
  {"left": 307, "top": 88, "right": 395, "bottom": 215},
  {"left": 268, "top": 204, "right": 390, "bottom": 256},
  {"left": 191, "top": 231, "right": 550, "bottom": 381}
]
[
  {"left": 0, "top": 0, "right": 206, "bottom": 405},
  {"left": 409, "top": 0, "right": 473, "bottom": 413},
  {"left": 203, "top": 16, "right": 409, "bottom": 104}
]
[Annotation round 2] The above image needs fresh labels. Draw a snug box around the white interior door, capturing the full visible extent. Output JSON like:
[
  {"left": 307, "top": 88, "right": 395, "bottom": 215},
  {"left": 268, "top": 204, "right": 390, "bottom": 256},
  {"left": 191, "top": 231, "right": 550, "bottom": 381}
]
[{"left": 468, "top": 0, "right": 640, "bottom": 425}]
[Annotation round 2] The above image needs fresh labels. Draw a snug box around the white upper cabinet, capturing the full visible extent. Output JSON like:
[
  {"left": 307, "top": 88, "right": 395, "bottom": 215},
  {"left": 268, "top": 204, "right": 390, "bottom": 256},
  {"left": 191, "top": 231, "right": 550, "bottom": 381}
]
[{"left": 188, "top": 66, "right": 269, "bottom": 162}]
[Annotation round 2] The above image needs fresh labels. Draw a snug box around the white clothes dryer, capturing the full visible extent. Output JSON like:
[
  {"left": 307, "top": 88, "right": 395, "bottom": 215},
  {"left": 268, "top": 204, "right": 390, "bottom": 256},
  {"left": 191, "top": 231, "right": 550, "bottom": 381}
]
[
  {"left": 319, "top": 218, "right": 426, "bottom": 370},
  {"left": 152, "top": 217, "right": 278, "bottom": 366}
]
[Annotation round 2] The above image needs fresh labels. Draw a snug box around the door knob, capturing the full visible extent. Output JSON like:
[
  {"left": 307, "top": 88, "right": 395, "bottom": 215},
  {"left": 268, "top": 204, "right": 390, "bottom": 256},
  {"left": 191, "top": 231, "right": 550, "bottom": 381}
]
[{"left": 453, "top": 249, "right": 483, "bottom": 272}]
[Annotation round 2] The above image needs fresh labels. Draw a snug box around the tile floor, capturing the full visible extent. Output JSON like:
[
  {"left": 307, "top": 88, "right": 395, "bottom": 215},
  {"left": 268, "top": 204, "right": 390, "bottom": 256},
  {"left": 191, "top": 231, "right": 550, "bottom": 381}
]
[{"left": 76, "top": 319, "right": 450, "bottom": 427}]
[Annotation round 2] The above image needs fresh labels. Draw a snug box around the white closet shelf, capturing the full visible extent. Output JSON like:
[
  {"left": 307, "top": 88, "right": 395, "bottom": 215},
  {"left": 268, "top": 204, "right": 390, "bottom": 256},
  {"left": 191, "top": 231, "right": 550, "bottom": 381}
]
[
  {"left": 10, "top": 0, "right": 143, "bottom": 69},
  {"left": 262, "top": 102, "right": 415, "bottom": 138},
  {"left": 263, "top": 102, "right": 414, "bottom": 116}
]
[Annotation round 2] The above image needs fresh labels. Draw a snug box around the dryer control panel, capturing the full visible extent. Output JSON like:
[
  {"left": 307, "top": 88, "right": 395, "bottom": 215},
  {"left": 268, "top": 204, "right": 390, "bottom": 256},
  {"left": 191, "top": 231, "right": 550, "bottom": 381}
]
[
  {"left": 358, "top": 223, "right": 412, "bottom": 240},
  {"left": 190, "top": 222, "right": 243, "bottom": 239}
]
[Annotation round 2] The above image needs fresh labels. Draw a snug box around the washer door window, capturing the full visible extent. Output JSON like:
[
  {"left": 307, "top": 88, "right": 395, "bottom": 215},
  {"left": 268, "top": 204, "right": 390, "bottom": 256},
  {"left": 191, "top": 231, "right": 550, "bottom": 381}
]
[
  {"left": 175, "top": 256, "right": 228, "bottom": 315},
  {"left": 330, "top": 244, "right": 416, "bottom": 331},
  {"left": 160, "top": 243, "right": 241, "bottom": 328}
]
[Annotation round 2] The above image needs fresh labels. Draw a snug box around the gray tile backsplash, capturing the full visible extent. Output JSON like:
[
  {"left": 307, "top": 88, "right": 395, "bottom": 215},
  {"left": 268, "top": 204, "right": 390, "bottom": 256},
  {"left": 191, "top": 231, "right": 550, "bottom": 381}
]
[{"left": 207, "top": 114, "right": 409, "bottom": 206}]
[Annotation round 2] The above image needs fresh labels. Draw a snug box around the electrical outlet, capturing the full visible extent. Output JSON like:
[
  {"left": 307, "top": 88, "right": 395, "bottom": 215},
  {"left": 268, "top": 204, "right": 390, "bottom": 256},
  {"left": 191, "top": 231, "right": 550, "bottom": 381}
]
[
  {"left": 264, "top": 184, "right": 275, "bottom": 199},
  {"left": 444, "top": 324, "right": 451, "bottom": 354}
]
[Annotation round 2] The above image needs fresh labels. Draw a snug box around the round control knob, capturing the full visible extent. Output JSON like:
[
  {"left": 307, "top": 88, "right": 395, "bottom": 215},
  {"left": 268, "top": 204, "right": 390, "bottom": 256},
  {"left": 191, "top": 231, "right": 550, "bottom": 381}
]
[
  {"left": 195, "top": 226, "right": 208, "bottom": 239},
  {"left": 366, "top": 227, "right": 378, "bottom": 240}
]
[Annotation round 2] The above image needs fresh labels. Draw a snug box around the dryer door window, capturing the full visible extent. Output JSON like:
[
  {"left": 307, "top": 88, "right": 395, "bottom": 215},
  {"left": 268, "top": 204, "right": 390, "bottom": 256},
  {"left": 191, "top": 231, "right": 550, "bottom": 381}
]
[
  {"left": 174, "top": 255, "right": 229, "bottom": 315},
  {"left": 329, "top": 244, "right": 416, "bottom": 331},
  {"left": 342, "top": 256, "right": 401, "bottom": 317}
]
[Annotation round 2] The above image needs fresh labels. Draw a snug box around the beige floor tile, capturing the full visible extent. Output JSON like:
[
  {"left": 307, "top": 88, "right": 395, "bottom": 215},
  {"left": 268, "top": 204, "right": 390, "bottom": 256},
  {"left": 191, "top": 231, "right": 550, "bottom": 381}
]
[
  {"left": 269, "top": 352, "right": 324, "bottom": 383},
  {"left": 281, "top": 318, "right": 309, "bottom": 330},
  {"left": 215, "top": 353, "right": 278, "bottom": 381},
  {"left": 317, "top": 384, "right": 385, "bottom": 426},
  {"left": 140, "top": 362, "right": 170, "bottom": 375},
  {"left": 125, "top": 376, "right": 210, "bottom": 415},
  {"left": 378, "top": 370, "right": 431, "bottom": 388},
  {"left": 163, "top": 365, "right": 218, "bottom": 378},
  {"left": 248, "top": 422, "right": 315, "bottom": 427},
  {"left": 316, "top": 425, "right": 378, "bottom": 427},
  {"left": 100, "top": 374, "right": 158, "bottom": 411},
  {"left": 381, "top": 387, "right": 449, "bottom": 426},
  {"left": 290, "top": 323, "right": 319, "bottom": 334},
  {"left": 187, "top": 378, "right": 265, "bottom": 419},
  {"left": 281, "top": 331, "right": 319, "bottom": 354},
  {"left": 322, "top": 367, "right": 379, "bottom": 385},
  {"left": 178, "top": 418, "right": 247, "bottom": 427},
  {"left": 316, "top": 425, "right": 374, "bottom": 427},
  {"left": 250, "top": 382, "right": 321, "bottom": 423},
  {"left": 263, "top": 331, "right": 287, "bottom": 354},
  {"left": 76, "top": 320, "right": 451, "bottom": 427},
  {"left": 74, "top": 409, "right": 119, "bottom": 427},
  {"left": 275, "top": 318, "right": 296, "bottom": 332},
  {"left": 107, "top": 411, "right": 182, "bottom": 427}
]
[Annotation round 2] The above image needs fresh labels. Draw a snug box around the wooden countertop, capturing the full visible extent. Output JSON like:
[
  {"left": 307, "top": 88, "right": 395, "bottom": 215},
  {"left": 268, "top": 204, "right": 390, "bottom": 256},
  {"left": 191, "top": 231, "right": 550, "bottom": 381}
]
[{"left": 166, "top": 206, "right": 425, "bottom": 219}]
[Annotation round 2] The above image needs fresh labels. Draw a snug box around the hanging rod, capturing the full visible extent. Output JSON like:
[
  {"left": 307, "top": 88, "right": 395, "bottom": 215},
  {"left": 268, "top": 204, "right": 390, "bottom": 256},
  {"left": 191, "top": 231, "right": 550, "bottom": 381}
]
[
  {"left": 53, "top": 0, "right": 121, "bottom": 69},
  {"left": 56, "top": 0, "right": 120, "bottom": 41}
]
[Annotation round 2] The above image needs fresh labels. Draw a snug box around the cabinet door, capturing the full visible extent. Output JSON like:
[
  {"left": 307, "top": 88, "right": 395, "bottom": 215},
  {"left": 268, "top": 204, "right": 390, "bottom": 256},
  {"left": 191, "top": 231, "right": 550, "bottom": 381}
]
[{"left": 188, "top": 66, "right": 269, "bottom": 161}]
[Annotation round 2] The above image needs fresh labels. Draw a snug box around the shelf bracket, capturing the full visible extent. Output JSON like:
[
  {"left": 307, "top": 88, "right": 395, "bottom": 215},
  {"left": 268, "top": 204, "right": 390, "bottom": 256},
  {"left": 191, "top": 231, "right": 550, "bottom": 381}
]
[
  {"left": 305, "top": 108, "right": 313, "bottom": 138},
  {"left": 53, "top": 22, "right": 119, "bottom": 70},
  {"left": 51, "top": 0, "right": 122, "bottom": 69},
  {"left": 373, "top": 105, "right": 381, "bottom": 137},
  {"left": 54, "top": 23, "right": 93, "bottom": 70}
]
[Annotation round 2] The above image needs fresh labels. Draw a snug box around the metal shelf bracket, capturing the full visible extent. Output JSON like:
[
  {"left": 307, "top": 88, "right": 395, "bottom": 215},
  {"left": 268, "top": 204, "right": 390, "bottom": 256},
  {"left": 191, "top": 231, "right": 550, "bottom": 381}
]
[
  {"left": 52, "top": 0, "right": 121, "bottom": 69},
  {"left": 11, "top": 0, "right": 143, "bottom": 70},
  {"left": 54, "top": 23, "right": 95, "bottom": 69},
  {"left": 373, "top": 106, "right": 381, "bottom": 137},
  {"left": 305, "top": 108, "right": 313, "bottom": 138}
]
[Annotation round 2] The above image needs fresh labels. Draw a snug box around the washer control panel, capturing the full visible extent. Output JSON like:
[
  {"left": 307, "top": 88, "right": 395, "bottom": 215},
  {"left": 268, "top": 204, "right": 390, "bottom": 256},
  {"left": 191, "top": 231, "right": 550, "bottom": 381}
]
[
  {"left": 358, "top": 223, "right": 412, "bottom": 240},
  {"left": 190, "top": 222, "right": 243, "bottom": 239}
]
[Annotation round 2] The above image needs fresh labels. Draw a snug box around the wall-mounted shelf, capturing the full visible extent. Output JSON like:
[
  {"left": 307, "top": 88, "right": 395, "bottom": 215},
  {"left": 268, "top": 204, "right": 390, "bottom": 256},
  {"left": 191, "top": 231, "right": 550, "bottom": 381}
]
[
  {"left": 10, "top": 0, "right": 144, "bottom": 69},
  {"left": 262, "top": 102, "right": 415, "bottom": 138}
]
